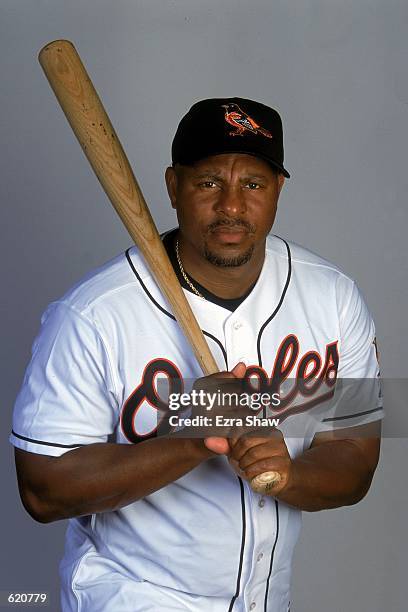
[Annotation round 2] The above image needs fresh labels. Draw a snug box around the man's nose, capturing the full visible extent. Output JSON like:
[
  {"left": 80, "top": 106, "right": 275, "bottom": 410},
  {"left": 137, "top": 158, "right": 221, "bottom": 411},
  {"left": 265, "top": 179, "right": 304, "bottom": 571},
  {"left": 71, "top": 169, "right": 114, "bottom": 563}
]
[{"left": 214, "top": 186, "right": 246, "bottom": 216}]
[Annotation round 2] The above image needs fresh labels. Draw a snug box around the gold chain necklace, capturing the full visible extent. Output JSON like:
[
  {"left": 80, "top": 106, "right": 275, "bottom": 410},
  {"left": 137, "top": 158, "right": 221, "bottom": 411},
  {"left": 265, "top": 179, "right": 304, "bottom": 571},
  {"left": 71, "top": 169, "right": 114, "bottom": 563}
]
[{"left": 175, "top": 239, "right": 205, "bottom": 299}]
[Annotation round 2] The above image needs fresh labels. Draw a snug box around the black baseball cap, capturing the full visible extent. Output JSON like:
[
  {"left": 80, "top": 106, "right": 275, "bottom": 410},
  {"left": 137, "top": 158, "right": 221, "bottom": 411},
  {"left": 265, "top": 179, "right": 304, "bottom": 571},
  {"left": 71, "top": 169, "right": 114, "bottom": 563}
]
[{"left": 171, "top": 97, "right": 290, "bottom": 178}]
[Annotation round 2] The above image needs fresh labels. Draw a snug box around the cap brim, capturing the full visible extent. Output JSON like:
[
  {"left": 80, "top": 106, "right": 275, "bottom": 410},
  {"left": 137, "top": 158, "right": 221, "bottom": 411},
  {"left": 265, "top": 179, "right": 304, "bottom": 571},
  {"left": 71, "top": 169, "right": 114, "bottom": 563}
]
[{"left": 176, "top": 148, "right": 290, "bottom": 178}]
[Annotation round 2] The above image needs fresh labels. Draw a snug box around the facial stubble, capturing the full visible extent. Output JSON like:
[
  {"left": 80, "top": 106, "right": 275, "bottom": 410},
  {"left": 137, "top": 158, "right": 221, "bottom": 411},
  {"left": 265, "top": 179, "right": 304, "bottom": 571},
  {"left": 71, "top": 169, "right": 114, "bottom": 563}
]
[{"left": 203, "top": 242, "right": 255, "bottom": 268}]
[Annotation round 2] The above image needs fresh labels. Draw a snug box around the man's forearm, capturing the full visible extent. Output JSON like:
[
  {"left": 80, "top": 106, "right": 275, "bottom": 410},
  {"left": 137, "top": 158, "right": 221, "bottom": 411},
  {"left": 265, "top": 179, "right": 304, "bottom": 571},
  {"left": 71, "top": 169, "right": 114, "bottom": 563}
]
[
  {"left": 16, "top": 438, "right": 212, "bottom": 523},
  {"left": 274, "top": 439, "right": 378, "bottom": 511}
]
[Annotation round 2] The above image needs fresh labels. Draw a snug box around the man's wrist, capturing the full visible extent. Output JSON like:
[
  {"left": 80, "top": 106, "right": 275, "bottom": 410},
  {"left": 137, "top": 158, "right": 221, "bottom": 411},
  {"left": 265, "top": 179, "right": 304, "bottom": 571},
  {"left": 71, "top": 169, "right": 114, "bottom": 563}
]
[{"left": 185, "top": 438, "right": 214, "bottom": 461}]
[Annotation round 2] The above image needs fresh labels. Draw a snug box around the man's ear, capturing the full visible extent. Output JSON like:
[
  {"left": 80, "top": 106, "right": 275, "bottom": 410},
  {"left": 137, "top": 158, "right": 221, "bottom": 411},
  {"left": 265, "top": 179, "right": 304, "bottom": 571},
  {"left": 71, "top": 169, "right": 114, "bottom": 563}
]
[
  {"left": 277, "top": 174, "right": 285, "bottom": 196},
  {"left": 165, "top": 166, "right": 178, "bottom": 209}
]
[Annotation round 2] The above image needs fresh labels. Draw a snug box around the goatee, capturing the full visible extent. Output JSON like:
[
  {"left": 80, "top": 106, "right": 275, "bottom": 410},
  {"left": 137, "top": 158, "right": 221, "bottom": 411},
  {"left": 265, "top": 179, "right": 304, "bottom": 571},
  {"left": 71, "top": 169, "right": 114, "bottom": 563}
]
[
  {"left": 204, "top": 219, "right": 256, "bottom": 267},
  {"left": 203, "top": 244, "right": 255, "bottom": 268}
]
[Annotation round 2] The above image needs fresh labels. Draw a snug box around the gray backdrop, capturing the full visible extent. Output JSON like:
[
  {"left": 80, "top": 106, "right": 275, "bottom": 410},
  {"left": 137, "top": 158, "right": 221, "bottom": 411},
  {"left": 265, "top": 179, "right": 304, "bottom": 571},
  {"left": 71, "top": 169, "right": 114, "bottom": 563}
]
[{"left": 1, "top": 1, "right": 407, "bottom": 610}]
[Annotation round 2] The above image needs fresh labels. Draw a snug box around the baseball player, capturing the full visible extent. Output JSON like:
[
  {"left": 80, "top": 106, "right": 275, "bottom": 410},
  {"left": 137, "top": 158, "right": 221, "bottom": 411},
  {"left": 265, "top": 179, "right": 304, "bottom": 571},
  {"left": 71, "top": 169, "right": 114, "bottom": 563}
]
[{"left": 11, "top": 98, "right": 382, "bottom": 612}]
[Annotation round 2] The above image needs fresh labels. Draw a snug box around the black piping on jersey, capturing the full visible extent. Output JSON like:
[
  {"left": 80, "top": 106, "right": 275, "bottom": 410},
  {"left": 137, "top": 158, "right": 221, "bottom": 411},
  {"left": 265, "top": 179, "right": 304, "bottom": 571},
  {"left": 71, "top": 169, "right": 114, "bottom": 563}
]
[
  {"left": 256, "top": 237, "right": 292, "bottom": 368},
  {"left": 322, "top": 406, "right": 383, "bottom": 422},
  {"left": 263, "top": 500, "right": 280, "bottom": 612},
  {"left": 125, "top": 248, "right": 228, "bottom": 369},
  {"left": 11, "top": 429, "right": 84, "bottom": 449},
  {"left": 227, "top": 476, "right": 247, "bottom": 612}
]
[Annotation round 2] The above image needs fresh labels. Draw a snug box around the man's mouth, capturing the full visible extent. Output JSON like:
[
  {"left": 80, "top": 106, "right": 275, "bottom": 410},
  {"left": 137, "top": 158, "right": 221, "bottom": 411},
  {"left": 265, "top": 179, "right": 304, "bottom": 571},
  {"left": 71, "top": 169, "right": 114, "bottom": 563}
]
[
  {"left": 206, "top": 220, "right": 255, "bottom": 244},
  {"left": 209, "top": 226, "right": 248, "bottom": 243},
  {"left": 207, "top": 220, "right": 255, "bottom": 234},
  {"left": 212, "top": 226, "right": 246, "bottom": 235}
]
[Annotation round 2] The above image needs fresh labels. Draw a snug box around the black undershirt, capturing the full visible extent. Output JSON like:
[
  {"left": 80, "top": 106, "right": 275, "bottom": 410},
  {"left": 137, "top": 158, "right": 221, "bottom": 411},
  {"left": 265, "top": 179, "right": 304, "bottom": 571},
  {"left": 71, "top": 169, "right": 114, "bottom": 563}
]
[{"left": 162, "top": 229, "right": 257, "bottom": 312}]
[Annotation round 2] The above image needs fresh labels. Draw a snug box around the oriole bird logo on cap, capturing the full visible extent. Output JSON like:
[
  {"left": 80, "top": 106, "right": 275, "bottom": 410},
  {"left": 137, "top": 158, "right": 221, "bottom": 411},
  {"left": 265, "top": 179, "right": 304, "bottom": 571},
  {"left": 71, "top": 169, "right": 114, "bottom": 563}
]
[{"left": 222, "top": 103, "right": 273, "bottom": 139}]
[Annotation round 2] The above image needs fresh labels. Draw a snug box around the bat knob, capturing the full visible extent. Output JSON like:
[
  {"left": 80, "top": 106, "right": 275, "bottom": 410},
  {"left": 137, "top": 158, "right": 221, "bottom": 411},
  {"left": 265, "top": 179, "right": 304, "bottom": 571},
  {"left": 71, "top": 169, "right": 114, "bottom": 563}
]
[{"left": 250, "top": 471, "right": 281, "bottom": 495}]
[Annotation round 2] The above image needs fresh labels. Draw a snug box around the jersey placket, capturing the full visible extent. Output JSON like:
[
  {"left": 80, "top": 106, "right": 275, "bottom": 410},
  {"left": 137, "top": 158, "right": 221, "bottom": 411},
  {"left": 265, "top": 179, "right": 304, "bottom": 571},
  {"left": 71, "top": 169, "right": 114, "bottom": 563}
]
[
  {"left": 224, "top": 314, "right": 278, "bottom": 611},
  {"left": 224, "top": 313, "right": 258, "bottom": 367},
  {"left": 239, "top": 484, "right": 278, "bottom": 612}
]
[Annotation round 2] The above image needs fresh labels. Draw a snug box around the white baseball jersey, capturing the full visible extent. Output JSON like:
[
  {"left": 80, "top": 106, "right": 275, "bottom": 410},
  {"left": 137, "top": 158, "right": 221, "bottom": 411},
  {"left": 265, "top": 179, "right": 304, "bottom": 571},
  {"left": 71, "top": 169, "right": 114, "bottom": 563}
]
[{"left": 11, "top": 234, "right": 382, "bottom": 612}]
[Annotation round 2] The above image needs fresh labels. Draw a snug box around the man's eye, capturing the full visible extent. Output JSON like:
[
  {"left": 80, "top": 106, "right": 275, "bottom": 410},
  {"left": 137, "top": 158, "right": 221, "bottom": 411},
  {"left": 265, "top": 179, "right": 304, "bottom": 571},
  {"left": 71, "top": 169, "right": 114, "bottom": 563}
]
[
  {"left": 246, "top": 182, "right": 260, "bottom": 190},
  {"left": 199, "top": 181, "right": 218, "bottom": 189}
]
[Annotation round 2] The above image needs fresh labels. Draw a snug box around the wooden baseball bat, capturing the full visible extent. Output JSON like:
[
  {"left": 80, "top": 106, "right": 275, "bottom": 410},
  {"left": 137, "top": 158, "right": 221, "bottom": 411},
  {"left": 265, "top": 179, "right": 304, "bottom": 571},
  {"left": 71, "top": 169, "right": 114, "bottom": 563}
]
[{"left": 38, "top": 39, "right": 280, "bottom": 495}]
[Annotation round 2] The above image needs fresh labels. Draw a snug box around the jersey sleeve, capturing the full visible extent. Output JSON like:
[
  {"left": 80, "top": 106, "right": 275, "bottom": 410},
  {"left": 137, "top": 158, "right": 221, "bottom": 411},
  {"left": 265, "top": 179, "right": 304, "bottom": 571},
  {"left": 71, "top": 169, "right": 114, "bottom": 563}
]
[
  {"left": 10, "top": 302, "right": 119, "bottom": 457},
  {"left": 314, "top": 276, "right": 383, "bottom": 433}
]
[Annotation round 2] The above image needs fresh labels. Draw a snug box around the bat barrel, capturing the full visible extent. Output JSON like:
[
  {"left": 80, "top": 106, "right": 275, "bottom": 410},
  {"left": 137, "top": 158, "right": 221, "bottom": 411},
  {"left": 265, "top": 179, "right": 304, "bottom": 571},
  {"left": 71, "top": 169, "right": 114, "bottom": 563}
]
[{"left": 39, "top": 39, "right": 219, "bottom": 376}]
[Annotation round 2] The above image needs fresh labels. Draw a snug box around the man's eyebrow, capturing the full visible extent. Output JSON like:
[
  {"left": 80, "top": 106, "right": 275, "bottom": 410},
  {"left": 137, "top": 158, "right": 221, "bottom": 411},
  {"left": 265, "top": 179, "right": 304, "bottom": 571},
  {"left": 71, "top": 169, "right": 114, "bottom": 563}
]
[
  {"left": 190, "top": 172, "right": 269, "bottom": 180},
  {"left": 241, "top": 174, "right": 268, "bottom": 180},
  {"left": 191, "top": 171, "right": 223, "bottom": 179}
]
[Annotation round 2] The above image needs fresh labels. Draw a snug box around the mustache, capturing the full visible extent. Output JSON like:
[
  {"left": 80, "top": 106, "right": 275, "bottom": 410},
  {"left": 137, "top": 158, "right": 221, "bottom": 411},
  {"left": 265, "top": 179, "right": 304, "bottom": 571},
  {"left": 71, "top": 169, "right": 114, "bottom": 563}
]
[{"left": 206, "top": 219, "right": 256, "bottom": 233}]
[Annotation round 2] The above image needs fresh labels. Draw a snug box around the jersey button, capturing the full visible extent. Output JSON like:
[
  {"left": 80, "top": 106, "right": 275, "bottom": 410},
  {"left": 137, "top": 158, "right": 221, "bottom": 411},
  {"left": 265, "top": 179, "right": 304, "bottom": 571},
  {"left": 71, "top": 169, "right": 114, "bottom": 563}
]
[
  {"left": 250, "top": 603, "right": 256, "bottom": 610},
  {"left": 258, "top": 498, "right": 265, "bottom": 508},
  {"left": 257, "top": 552, "right": 264, "bottom": 562},
  {"left": 233, "top": 321, "right": 243, "bottom": 330}
]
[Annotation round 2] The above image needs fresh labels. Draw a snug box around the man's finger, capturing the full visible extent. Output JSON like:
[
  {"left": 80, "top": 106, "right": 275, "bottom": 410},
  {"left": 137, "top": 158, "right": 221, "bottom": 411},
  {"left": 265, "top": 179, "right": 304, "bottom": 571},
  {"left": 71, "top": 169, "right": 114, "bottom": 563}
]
[
  {"left": 230, "top": 429, "right": 285, "bottom": 460},
  {"left": 230, "top": 434, "right": 272, "bottom": 460},
  {"left": 204, "top": 436, "right": 230, "bottom": 455},
  {"left": 237, "top": 444, "right": 286, "bottom": 470},
  {"left": 230, "top": 362, "right": 247, "bottom": 378}
]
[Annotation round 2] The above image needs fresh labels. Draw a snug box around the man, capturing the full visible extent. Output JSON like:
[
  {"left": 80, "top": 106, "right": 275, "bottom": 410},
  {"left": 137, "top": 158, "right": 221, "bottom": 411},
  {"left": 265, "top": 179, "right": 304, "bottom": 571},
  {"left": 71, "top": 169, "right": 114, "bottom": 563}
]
[{"left": 11, "top": 98, "right": 382, "bottom": 611}]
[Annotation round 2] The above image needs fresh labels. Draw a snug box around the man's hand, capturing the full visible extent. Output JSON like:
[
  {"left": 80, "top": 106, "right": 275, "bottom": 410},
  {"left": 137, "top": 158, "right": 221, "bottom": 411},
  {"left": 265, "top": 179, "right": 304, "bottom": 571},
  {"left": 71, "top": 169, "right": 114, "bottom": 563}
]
[
  {"left": 197, "top": 361, "right": 247, "bottom": 449},
  {"left": 228, "top": 430, "right": 291, "bottom": 495},
  {"left": 201, "top": 362, "right": 291, "bottom": 494}
]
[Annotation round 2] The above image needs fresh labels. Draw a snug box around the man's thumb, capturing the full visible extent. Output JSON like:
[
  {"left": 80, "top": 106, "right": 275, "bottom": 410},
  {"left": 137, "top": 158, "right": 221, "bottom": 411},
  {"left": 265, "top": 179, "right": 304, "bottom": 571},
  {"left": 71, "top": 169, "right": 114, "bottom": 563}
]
[{"left": 231, "top": 362, "right": 246, "bottom": 378}]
